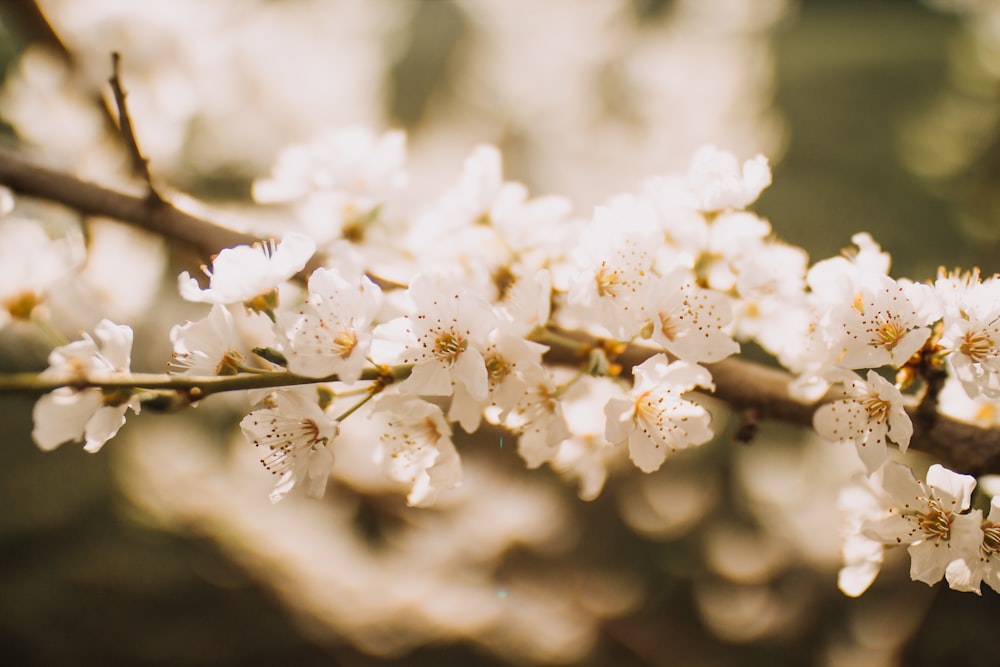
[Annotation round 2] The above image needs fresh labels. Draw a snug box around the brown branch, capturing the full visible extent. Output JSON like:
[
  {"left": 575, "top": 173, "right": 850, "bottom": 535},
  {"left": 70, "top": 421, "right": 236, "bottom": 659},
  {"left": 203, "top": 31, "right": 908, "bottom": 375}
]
[
  {"left": 1, "top": 149, "right": 998, "bottom": 474},
  {"left": 108, "top": 52, "right": 161, "bottom": 203},
  {"left": 0, "top": 147, "right": 257, "bottom": 260},
  {"left": 543, "top": 328, "right": 1000, "bottom": 476}
]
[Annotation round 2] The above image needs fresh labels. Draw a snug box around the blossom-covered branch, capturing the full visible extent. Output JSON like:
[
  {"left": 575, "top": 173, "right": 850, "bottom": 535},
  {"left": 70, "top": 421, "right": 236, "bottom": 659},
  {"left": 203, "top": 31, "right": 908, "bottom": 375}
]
[{"left": 4, "top": 126, "right": 1000, "bottom": 598}]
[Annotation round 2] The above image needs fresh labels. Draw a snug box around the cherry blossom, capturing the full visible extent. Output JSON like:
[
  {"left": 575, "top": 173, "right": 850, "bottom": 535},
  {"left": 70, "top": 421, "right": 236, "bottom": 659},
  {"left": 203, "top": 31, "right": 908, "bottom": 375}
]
[
  {"left": 945, "top": 497, "right": 1000, "bottom": 595},
  {"left": 642, "top": 267, "right": 739, "bottom": 364},
  {"left": 169, "top": 304, "right": 244, "bottom": 376},
  {"left": 813, "top": 370, "right": 913, "bottom": 473},
  {"left": 240, "top": 388, "right": 338, "bottom": 503},
  {"left": 604, "top": 354, "right": 715, "bottom": 473},
  {"left": 252, "top": 127, "right": 408, "bottom": 244},
  {"left": 0, "top": 216, "right": 83, "bottom": 327},
  {"left": 32, "top": 320, "right": 140, "bottom": 453},
  {"left": 374, "top": 395, "right": 461, "bottom": 507},
  {"left": 936, "top": 268, "right": 1000, "bottom": 399},
  {"left": 862, "top": 462, "right": 982, "bottom": 588},
  {"left": 283, "top": 267, "right": 382, "bottom": 382},
  {"left": 831, "top": 274, "right": 940, "bottom": 370},
  {"left": 380, "top": 274, "right": 496, "bottom": 401},
  {"left": 178, "top": 232, "right": 315, "bottom": 311}
]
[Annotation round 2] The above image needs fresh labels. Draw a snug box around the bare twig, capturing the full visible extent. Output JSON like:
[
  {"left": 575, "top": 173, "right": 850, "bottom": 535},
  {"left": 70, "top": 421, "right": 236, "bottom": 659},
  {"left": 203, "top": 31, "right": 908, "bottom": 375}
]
[{"left": 108, "top": 52, "right": 162, "bottom": 203}]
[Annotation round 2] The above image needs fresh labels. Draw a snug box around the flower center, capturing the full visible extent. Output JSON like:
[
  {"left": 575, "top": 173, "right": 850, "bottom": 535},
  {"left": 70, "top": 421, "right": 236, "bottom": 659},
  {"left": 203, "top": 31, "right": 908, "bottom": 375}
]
[
  {"left": 4, "top": 290, "right": 40, "bottom": 320},
  {"left": 433, "top": 330, "right": 467, "bottom": 364},
  {"left": 485, "top": 353, "right": 511, "bottom": 384},
  {"left": 982, "top": 523, "right": 1000, "bottom": 560},
  {"left": 871, "top": 315, "right": 906, "bottom": 351},
  {"left": 596, "top": 264, "right": 622, "bottom": 298},
  {"left": 332, "top": 329, "right": 358, "bottom": 359},
  {"left": 659, "top": 313, "right": 678, "bottom": 341},
  {"left": 861, "top": 393, "right": 890, "bottom": 423},
  {"left": 915, "top": 498, "right": 953, "bottom": 542},
  {"left": 959, "top": 330, "right": 993, "bottom": 362},
  {"left": 258, "top": 418, "right": 322, "bottom": 475}
]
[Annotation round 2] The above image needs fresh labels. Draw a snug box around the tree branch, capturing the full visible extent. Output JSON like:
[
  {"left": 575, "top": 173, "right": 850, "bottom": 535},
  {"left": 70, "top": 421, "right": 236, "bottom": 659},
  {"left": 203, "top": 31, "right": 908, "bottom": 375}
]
[
  {"left": 543, "top": 328, "right": 1000, "bottom": 476},
  {"left": 1, "top": 148, "right": 998, "bottom": 474},
  {"left": 0, "top": 147, "right": 257, "bottom": 259},
  {"left": 108, "top": 52, "right": 161, "bottom": 203}
]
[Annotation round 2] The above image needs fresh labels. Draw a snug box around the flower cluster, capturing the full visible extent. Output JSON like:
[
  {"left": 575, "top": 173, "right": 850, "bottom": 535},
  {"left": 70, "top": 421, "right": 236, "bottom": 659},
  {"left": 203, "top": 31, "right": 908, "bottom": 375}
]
[
  {"left": 12, "top": 129, "right": 1000, "bottom": 598},
  {"left": 838, "top": 462, "right": 999, "bottom": 596}
]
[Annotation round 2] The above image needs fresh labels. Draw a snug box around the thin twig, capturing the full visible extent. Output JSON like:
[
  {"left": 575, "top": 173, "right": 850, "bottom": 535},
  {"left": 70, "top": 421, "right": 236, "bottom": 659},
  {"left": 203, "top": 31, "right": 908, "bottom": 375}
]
[{"left": 108, "top": 51, "right": 162, "bottom": 203}]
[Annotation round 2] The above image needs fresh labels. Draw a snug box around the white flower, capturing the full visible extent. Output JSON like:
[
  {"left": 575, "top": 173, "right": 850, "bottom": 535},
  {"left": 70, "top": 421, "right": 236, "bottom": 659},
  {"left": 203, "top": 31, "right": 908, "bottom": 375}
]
[
  {"left": 837, "top": 482, "right": 886, "bottom": 597},
  {"left": 832, "top": 275, "right": 940, "bottom": 370},
  {"left": 240, "top": 388, "right": 338, "bottom": 503},
  {"left": 501, "top": 366, "right": 572, "bottom": 469},
  {"left": 449, "top": 328, "right": 547, "bottom": 433},
  {"left": 0, "top": 217, "right": 83, "bottom": 327},
  {"left": 643, "top": 267, "right": 739, "bottom": 363},
  {"left": 813, "top": 370, "right": 913, "bottom": 474},
  {"left": 945, "top": 497, "right": 1000, "bottom": 595},
  {"left": 283, "top": 267, "right": 382, "bottom": 382},
  {"left": 604, "top": 354, "right": 714, "bottom": 473},
  {"left": 253, "top": 127, "right": 407, "bottom": 244},
  {"left": 565, "top": 198, "right": 659, "bottom": 339},
  {"left": 683, "top": 145, "right": 772, "bottom": 213},
  {"left": 32, "top": 320, "right": 139, "bottom": 453},
  {"left": 178, "top": 232, "right": 315, "bottom": 308},
  {"left": 169, "top": 304, "right": 244, "bottom": 375},
  {"left": 374, "top": 395, "right": 461, "bottom": 507},
  {"left": 863, "top": 462, "right": 982, "bottom": 587},
  {"left": 936, "top": 269, "right": 1000, "bottom": 399},
  {"left": 381, "top": 274, "right": 496, "bottom": 400}
]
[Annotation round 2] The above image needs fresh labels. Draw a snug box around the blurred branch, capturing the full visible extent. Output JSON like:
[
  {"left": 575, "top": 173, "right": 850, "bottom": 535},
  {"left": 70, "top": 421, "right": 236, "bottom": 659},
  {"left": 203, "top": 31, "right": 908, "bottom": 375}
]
[
  {"left": 0, "top": 0, "right": 71, "bottom": 62},
  {"left": 0, "top": 147, "right": 257, "bottom": 258},
  {"left": 108, "top": 52, "right": 162, "bottom": 203}
]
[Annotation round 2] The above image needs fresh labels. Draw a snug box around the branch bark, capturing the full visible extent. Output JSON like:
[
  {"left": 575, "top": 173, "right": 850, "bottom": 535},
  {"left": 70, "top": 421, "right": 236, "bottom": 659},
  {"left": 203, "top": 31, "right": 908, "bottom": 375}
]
[{"left": 0, "top": 147, "right": 257, "bottom": 259}]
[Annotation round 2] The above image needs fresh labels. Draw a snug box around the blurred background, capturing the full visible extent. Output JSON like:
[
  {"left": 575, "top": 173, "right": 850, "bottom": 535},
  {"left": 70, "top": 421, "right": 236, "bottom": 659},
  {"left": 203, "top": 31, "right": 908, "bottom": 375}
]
[{"left": 2, "top": 0, "right": 1000, "bottom": 665}]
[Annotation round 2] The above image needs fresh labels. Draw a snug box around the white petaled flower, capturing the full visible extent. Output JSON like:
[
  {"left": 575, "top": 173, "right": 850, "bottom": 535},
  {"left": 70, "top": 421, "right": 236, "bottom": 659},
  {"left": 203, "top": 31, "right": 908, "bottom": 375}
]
[
  {"left": 565, "top": 198, "right": 659, "bottom": 339},
  {"left": 834, "top": 275, "right": 940, "bottom": 370},
  {"left": 385, "top": 274, "right": 496, "bottom": 401},
  {"left": 169, "top": 304, "right": 244, "bottom": 376},
  {"left": 240, "top": 388, "right": 338, "bottom": 504},
  {"left": 945, "top": 497, "right": 1000, "bottom": 595},
  {"left": 863, "top": 462, "right": 983, "bottom": 588},
  {"left": 936, "top": 269, "right": 1000, "bottom": 399},
  {"left": 449, "top": 327, "right": 547, "bottom": 433},
  {"left": 837, "top": 481, "right": 886, "bottom": 597},
  {"left": 178, "top": 232, "right": 315, "bottom": 311},
  {"left": 813, "top": 370, "right": 913, "bottom": 474},
  {"left": 0, "top": 217, "right": 83, "bottom": 328},
  {"left": 604, "top": 354, "right": 715, "bottom": 473},
  {"left": 253, "top": 127, "right": 407, "bottom": 244},
  {"left": 374, "top": 395, "right": 461, "bottom": 507},
  {"left": 284, "top": 267, "right": 382, "bottom": 382},
  {"left": 32, "top": 320, "right": 139, "bottom": 453},
  {"left": 644, "top": 267, "right": 739, "bottom": 363},
  {"left": 683, "top": 145, "right": 772, "bottom": 213},
  {"left": 502, "top": 366, "right": 572, "bottom": 469}
]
